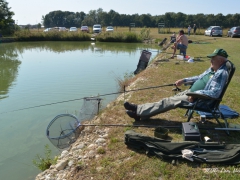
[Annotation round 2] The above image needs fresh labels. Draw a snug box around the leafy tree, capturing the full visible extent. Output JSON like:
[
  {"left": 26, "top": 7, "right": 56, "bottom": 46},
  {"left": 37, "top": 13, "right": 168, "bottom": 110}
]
[
  {"left": 194, "top": 13, "right": 206, "bottom": 28},
  {"left": 107, "top": 10, "right": 119, "bottom": 26},
  {"left": 206, "top": 14, "right": 215, "bottom": 27},
  {"left": 139, "top": 14, "right": 152, "bottom": 27},
  {"left": 186, "top": 14, "right": 194, "bottom": 26},
  {"left": 75, "top": 11, "right": 86, "bottom": 26},
  {"left": 0, "top": 0, "right": 15, "bottom": 35},
  {"left": 164, "top": 12, "right": 175, "bottom": 27},
  {"left": 232, "top": 13, "right": 240, "bottom": 26},
  {"left": 215, "top": 13, "right": 224, "bottom": 27},
  {"left": 42, "top": 9, "right": 240, "bottom": 30},
  {"left": 225, "top": 14, "right": 234, "bottom": 27}
]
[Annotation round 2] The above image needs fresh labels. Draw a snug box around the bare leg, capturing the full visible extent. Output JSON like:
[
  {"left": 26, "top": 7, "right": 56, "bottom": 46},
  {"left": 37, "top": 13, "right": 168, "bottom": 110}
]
[{"left": 171, "top": 43, "right": 177, "bottom": 58}]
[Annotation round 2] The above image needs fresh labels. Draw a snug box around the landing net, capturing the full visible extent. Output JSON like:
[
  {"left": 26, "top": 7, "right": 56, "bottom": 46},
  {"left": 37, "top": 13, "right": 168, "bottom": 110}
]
[
  {"left": 78, "top": 97, "right": 102, "bottom": 121},
  {"left": 46, "top": 97, "right": 102, "bottom": 149}
]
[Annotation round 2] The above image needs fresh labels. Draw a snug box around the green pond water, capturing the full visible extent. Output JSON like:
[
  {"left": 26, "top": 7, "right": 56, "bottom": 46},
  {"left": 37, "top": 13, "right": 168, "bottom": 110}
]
[{"left": 0, "top": 41, "right": 159, "bottom": 180}]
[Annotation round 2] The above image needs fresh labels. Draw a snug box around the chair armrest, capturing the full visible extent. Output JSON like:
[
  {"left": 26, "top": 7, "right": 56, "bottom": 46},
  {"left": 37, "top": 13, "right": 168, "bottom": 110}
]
[{"left": 186, "top": 92, "right": 221, "bottom": 101}]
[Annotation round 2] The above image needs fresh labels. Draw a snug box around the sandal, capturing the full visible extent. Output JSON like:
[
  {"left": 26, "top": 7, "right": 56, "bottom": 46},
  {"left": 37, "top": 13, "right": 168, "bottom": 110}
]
[{"left": 170, "top": 56, "right": 174, "bottom": 59}]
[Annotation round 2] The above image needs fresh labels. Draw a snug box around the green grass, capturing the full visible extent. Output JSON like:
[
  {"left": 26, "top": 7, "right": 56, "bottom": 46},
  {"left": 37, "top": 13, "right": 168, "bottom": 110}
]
[
  {"left": 13, "top": 29, "right": 92, "bottom": 41},
  {"left": 70, "top": 35, "right": 240, "bottom": 180},
  {"left": 32, "top": 144, "right": 58, "bottom": 171},
  {"left": 15, "top": 27, "right": 222, "bottom": 42}
]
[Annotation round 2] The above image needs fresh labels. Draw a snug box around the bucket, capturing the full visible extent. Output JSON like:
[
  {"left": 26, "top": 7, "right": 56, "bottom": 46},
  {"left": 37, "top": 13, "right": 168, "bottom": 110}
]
[
  {"left": 154, "top": 127, "right": 169, "bottom": 139},
  {"left": 177, "top": 55, "right": 184, "bottom": 60}
]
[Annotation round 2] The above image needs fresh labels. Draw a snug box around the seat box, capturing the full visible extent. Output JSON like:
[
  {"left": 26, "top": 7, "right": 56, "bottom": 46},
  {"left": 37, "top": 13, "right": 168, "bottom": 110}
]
[{"left": 182, "top": 122, "right": 201, "bottom": 141}]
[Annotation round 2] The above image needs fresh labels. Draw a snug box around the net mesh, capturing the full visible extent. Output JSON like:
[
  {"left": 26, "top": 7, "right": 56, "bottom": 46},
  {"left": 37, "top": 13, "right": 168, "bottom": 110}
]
[
  {"left": 46, "top": 97, "right": 102, "bottom": 149},
  {"left": 46, "top": 114, "right": 81, "bottom": 149},
  {"left": 78, "top": 97, "right": 102, "bottom": 121}
]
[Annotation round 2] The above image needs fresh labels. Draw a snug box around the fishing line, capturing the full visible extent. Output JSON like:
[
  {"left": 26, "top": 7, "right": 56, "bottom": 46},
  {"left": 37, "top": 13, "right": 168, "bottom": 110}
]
[{"left": 0, "top": 83, "right": 177, "bottom": 114}]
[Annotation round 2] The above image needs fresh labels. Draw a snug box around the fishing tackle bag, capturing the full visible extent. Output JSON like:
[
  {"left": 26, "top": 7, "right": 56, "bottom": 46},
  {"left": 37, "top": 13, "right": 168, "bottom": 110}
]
[{"left": 125, "top": 130, "right": 240, "bottom": 164}]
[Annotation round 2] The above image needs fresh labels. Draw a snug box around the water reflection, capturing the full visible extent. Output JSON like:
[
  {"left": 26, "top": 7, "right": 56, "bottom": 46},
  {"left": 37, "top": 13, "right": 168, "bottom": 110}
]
[
  {"left": 0, "top": 41, "right": 159, "bottom": 102},
  {"left": 6, "top": 41, "right": 156, "bottom": 54},
  {"left": 0, "top": 46, "right": 21, "bottom": 99}
]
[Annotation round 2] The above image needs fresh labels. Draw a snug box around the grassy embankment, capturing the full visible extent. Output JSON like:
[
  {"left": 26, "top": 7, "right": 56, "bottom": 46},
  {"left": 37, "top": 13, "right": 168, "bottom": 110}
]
[
  {"left": 7, "top": 26, "right": 230, "bottom": 43},
  {"left": 68, "top": 32, "right": 240, "bottom": 180},
  {"left": 12, "top": 27, "right": 144, "bottom": 42}
]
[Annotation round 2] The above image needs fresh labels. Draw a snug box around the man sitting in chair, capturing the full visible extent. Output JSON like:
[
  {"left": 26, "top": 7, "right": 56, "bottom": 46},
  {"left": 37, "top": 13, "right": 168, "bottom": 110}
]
[
  {"left": 124, "top": 49, "right": 229, "bottom": 121},
  {"left": 170, "top": 30, "right": 188, "bottom": 58}
]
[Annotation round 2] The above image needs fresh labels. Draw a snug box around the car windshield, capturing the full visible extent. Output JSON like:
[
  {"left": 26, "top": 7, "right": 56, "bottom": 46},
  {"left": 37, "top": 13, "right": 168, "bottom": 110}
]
[
  {"left": 94, "top": 25, "right": 101, "bottom": 28},
  {"left": 107, "top": 27, "right": 113, "bottom": 29}
]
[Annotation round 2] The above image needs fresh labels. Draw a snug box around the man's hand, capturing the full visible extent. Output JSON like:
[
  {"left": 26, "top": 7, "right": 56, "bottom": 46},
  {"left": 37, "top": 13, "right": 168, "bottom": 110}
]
[
  {"left": 175, "top": 79, "right": 184, "bottom": 86},
  {"left": 188, "top": 96, "right": 195, "bottom": 103}
]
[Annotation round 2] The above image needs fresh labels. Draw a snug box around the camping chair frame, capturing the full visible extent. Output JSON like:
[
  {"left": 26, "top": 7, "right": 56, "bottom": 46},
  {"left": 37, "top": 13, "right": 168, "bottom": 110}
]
[{"left": 179, "top": 60, "right": 235, "bottom": 135}]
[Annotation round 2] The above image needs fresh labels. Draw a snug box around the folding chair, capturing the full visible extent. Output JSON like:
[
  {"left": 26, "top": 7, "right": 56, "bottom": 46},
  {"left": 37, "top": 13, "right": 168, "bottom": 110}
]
[{"left": 178, "top": 60, "right": 235, "bottom": 135}]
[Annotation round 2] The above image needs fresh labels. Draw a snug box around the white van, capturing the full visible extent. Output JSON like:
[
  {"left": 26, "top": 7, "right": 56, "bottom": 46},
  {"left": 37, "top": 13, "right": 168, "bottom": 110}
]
[{"left": 93, "top": 24, "right": 102, "bottom": 33}]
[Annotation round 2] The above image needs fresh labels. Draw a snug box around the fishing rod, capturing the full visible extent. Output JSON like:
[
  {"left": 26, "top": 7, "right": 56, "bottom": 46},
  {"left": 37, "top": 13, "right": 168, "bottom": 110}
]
[
  {"left": 78, "top": 124, "right": 179, "bottom": 128},
  {"left": 138, "top": 49, "right": 160, "bottom": 53},
  {"left": 1, "top": 83, "right": 179, "bottom": 114},
  {"left": 77, "top": 124, "right": 240, "bottom": 131}
]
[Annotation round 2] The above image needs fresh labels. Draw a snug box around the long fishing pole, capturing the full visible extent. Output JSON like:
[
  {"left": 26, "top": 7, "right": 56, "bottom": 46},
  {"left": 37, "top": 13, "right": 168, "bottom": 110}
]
[
  {"left": 79, "top": 124, "right": 179, "bottom": 128},
  {"left": 1, "top": 83, "right": 178, "bottom": 114},
  {"left": 78, "top": 124, "right": 240, "bottom": 131}
]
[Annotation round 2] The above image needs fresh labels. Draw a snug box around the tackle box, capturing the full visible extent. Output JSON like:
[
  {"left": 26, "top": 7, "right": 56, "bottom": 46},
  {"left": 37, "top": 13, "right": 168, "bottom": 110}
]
[{"left": 182, "top": 122, "right": 201, "bottom": 141}]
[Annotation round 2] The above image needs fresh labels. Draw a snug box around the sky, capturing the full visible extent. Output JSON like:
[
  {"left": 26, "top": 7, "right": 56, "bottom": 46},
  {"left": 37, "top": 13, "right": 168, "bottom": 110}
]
[{"left": 6, "top": 0, "right": 240, "bottom": 25}]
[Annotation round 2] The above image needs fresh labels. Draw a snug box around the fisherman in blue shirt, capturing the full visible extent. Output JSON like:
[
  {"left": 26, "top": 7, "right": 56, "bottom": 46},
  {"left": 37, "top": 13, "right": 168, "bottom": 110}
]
[{"left": 124, "top": 49, "right": 229, "bottom": 121}]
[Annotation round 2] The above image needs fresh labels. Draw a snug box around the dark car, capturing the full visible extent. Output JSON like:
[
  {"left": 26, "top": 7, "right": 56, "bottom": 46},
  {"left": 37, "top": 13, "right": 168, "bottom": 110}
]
[
  {"left": 227, "top": 27, "right": 240, "bottom": 38},
  {"left": 80, "top": 26, "right": 89, "bottom": 33}
]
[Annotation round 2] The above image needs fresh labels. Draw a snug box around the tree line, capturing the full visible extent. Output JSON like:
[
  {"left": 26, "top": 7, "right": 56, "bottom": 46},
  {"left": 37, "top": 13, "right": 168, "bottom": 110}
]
[
  {"left": 0, "top": 0, "right": 15, "bottom": 35},
  {"left": 1, "top": 0, "right": 240, "bottom": 35},
  {"left": 42, "top": 8, "right": 240, "bottom": 29}
]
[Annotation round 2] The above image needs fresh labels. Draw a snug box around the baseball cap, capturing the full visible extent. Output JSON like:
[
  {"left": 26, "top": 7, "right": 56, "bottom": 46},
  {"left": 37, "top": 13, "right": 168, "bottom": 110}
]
[{"left": 207, "top": 48, "right": 228, "bottom": 58}]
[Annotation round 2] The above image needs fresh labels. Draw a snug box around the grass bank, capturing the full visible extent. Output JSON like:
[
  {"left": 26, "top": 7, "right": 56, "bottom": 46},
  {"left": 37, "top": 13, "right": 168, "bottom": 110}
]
[
  {"left": 69, "top": 35, "right": 240, "bottom": 180},
  {"left": 6, "top": 27, "right": 231, "bottom": 43},
  {"left": 12, "top": 27, "right": 150, "bottom": 42}
]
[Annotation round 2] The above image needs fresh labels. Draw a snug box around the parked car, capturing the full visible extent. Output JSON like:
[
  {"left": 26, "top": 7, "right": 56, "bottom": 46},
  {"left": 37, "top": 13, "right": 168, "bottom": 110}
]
[
  {"left": 204, "top": 26, "right": 222, "bottom": 37},
  {"left": 69, "top": 27, "right": 78, "bottom": 32},
  {"left": 93, "top": 24, "right": 102, "bottom": 33},
  {"left": 59, "top": 27, "right": 67, "bottom": 31},
  {"left": 227, "top": 27, "right": 240, "bottom": 38},
  {"left": 80, "top": 26, "right": 89, "bottom": 33},
  {"left": 43, "top": 28, "right": 52, "bottom": 32},
  {"left": 106, "top": 26, "right": 114, "bottom": 32}
]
